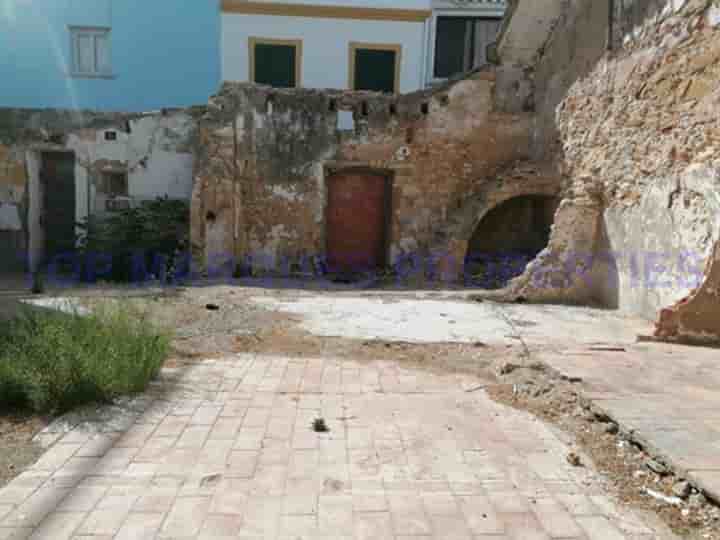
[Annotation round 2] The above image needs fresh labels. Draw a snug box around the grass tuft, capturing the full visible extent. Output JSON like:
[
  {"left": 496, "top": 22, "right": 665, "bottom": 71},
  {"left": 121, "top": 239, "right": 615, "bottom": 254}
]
[{"left": 0, "top": 304, "right": 170, "bottom": 415}]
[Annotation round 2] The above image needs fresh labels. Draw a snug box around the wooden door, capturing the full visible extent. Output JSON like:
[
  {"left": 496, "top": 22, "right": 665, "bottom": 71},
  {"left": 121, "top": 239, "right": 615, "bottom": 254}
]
[
  {"left": 326, "top": 171, "right": 388, "bottom": 274},
  {"left": 41, "top": 152, "right": 76, "bottom": 262}
]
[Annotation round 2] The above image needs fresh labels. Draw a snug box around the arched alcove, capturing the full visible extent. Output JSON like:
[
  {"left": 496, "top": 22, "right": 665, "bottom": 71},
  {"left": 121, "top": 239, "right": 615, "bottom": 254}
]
[{"left": 464, "top": 195, "right": 559, "bottom": 288}]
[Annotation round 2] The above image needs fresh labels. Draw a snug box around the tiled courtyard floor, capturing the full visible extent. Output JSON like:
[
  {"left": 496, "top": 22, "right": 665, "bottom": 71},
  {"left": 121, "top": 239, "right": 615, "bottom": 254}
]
[{"left": 0, "top": 352, "right": 666, "bottom": 539}]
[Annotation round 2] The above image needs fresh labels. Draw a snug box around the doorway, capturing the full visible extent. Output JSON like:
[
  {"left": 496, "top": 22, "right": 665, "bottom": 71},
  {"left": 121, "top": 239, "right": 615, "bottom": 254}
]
[
  {"left": 465, "top": 195, "right": 559, "bottom": 288},
  {"left": 326, "top": 170, "right": 391, "bottom": 276},
  {"left": 41, "top": 152, "right": 76, "bottom": 264}
]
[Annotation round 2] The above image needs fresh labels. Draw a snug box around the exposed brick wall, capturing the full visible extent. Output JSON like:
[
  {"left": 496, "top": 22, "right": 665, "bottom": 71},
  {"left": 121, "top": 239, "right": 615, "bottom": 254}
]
[{"left": 191, "top": 71, "right": 546, "bottom": 280}]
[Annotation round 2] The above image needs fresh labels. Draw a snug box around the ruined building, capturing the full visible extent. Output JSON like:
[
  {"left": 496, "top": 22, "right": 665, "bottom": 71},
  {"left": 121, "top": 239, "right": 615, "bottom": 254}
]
[
  {"left": 500, "top": 0, "right": 720, "bottom": 344},
  {"left": 1, "top": 0, "right": 719, "bottom": 345}
]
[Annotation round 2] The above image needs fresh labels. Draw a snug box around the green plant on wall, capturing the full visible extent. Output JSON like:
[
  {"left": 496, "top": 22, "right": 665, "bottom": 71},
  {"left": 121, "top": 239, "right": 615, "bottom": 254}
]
[{"left": 77, "top": 196, "right": 189, "bottom": 283}]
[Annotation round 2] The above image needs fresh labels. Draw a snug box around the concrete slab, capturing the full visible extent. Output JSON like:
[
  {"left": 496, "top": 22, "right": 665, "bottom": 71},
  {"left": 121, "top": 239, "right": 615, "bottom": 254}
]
[
  {"left": 251, "top": 295, "right": 649, "bottom": 347},
  {"left": 538, "top": 342, "right": 720, "bottom": 502}
]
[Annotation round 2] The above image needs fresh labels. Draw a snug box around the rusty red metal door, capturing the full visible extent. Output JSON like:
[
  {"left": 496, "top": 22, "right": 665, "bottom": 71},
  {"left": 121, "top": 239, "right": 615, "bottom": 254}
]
[{"left": 326, "top": 171, "right": 388, "bottom": 274}]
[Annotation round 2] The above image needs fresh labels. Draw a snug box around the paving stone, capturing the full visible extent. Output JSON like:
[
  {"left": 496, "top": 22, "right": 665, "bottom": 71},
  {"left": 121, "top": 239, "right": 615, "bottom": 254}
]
[
  {"left": 352, "top": 492, "right": 387, "bottom": 513},
  {"left": 0, "top": 527, "right": 33, "bottom": 539},
  {"left": 161, "top": 496, "right": 211, "bottom": 538},
  {"left": 354, "top": 511, "right": 394, "bottom": 540},
  {"left": 422, "top": 493, "right": 461, "bottom": 516},
  {"left": 74, "top": 494, "right": 137, "bottom": 537},
  {"left": 458, "top": 495, "right": 504, "bottom": 535},
  {"left": 56, "top": 487, "right": 107, "bottom": 512},
  {"left": 501, "top": 512, "right": 552, "bottom": 540},
  {"left": 487, "top": 491, "right": 531, "bottom": 514},
  {"left": 133, "top": 487, "right": 178, "bottom": 513},
  {"left": 576, "top": 515, "right": 626, "bottom": 540},
  {"left": 114, "top": 512, "right": 164, "bottom": 540},
  {"left": 176, "top": 426, "right": 212, "bottom": 449},
  {"left": 318, "top": 494, "right": 353, "bottom": 533},
  {"left": 226, "top": 451, "right": 259, "bottom": 478},
  {"left": 1, "top": 488, "right": 71, "bottom": 529},
  {"left": 30, "top": 445, "right": 81, "bottom": 473},
  {"left": 28, "top": 512, "right": 86, "bottom": 540},
  {"left": 530, "top": 498, "right": 584, "bottom": 538},
  {"left": 0, "top": 351, "right": 671, "bottom": 539},
  {"left": 198, "top": 513, "right": 242, "bottom": 537},
  {"left": 208, "top": 479, "right": 249, "bottom": 515}
]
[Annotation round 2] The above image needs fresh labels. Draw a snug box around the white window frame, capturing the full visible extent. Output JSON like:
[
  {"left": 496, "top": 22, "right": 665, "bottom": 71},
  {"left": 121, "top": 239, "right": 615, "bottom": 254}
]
[
  {"left": 69, "top": 26, "right": 113, "bottom": 78},
  {"left": 425, "top": 4, "right": 506, "bottom": 87}
]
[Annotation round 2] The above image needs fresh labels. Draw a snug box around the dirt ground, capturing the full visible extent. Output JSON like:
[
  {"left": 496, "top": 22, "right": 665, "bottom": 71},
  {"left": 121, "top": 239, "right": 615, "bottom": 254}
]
[
  {"left": 93, "top": 285, "right": 719, "bottom": 539},
  {"left": 0, "top": 415, "right": 46, "bottom": 489},
  {"left": 487, "top": 363, "right": 720, "bottom": 540},
  {"left": 138, "top": 291, "right": 720, "bottom": 540},
  {"left": 6, "top": 283, "right": 718, "bottom": 538}
]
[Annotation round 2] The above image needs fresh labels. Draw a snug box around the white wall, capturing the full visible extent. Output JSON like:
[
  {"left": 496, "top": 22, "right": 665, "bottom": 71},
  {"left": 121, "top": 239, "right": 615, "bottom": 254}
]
[
  {"left": 222, "top": 13, "right": 427, "bottom": 92},
  {"left": 23, "top": 113, "right": 194, "bottom": 270},
  {"left": 64, "top": 112, "right": 194, "bottom": 229}
]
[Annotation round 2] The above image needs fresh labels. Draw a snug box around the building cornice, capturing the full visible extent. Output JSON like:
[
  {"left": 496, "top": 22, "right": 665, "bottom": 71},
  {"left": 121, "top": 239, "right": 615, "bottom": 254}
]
[{"left": 221, "top": 1, "right": 432, "bottom": 22}]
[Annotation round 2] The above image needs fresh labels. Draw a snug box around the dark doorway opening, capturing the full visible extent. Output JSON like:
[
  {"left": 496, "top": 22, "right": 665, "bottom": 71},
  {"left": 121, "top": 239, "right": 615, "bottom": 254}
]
[
  {"left": 326, "top": 170, "right": 391, "bottom": 279},
  {"left": 41, "top": 152, "right": 76, "bottom": 265},
  {"left": 464, "top": 195, "right": 559, "bottom": 289}
]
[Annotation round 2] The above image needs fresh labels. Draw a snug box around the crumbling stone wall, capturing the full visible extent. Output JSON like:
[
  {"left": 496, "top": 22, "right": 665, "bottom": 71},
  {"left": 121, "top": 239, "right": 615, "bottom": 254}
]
[
  {"left": 191, "top": 72, "right": 543, "bottom": 279},
  {"left": 504, "top": 0, "right": 720, "bottom": 342},
  {"left": 0, "top": 108, "right": 195, "bottom": 271}
]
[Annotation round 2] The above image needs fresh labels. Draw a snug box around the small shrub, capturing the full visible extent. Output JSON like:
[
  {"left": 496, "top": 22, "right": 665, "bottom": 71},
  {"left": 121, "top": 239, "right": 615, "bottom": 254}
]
[
  {"left": 0, "top": 305, "right": 170, "bottom": 414},
  {"left": 77, "top": 197, "right": 189, "bottom": 283}
]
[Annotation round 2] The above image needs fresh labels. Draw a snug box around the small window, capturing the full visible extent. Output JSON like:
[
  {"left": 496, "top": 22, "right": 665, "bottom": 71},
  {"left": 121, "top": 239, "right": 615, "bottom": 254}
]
[
  {"left": 102, "top": 171, "right": 128, "bottom": 197},
  {"left": 70, "top": 27, "right": 111, "bottom": 77},
  {"left": 349, "top": 43, "right": 401, "bottom": 94},
  {"left": 433, "top": 17, "right": 501, "bottom": 79},
  {"left": 249, "top": 37, "right": 302, "bottom": 88}
]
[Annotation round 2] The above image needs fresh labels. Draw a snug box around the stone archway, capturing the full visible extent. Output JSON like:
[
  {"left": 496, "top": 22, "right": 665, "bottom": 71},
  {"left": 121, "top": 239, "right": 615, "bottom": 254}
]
[
  {"left": 464, "top": 195, "right": 559, "bottom": 288},
  {"left": 429, "top": 164, "right": 562, "bottom": 283}
]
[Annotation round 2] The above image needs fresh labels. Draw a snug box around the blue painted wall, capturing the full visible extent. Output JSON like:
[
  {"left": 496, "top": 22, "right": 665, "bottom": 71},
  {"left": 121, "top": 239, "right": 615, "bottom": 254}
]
[{"left": 0, "top": 0, "right": 220, "bottom": 111}]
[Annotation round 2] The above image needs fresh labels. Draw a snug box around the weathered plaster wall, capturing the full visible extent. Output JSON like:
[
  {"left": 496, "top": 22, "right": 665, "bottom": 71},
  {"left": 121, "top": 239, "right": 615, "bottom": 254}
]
[
  {"left": 0, "top": 143, "right": 26, "bottom": 271},
  {"left": 504, "top": 0, "right": 720, "bottom": 341},
  {"left": 191, "top": 73, "right": 545, "bottom": 278},
  {"left": 0, "top": 109, "right": 195, "bottom": 270}
]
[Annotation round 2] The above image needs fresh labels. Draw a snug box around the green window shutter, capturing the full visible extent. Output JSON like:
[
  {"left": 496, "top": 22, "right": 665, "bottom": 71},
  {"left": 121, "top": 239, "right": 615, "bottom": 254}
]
[
  {"left": 434, "top": 17, "right": 469, "bottom": 78},
  {"left": 254, "top": 43, "right": 296, "bottom": 88},
  {"left": 354, "top": 49, "right": 396, "bottom": 93}
]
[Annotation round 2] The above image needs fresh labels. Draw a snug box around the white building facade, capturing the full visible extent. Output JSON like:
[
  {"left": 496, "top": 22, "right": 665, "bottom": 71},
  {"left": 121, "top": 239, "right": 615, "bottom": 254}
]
[{"left": 221, "top": 0, "right": 507, "bottom": 94}]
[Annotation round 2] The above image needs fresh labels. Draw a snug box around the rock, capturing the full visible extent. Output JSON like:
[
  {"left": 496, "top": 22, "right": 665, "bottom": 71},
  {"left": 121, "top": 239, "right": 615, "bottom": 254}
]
[
  {"left": 567, "top": 452, "right": 583, "bottom": 467},
  {"left": 591, "top": 422, "right": 611, "bottom": 435},
  {"left": 199, "top": 473, "right": 223, "bottom": 487},
  {"left": 532, "top": 384, "right": 552, "bottom": 397},
  {"left": 706, "top": 3, "right": 720, "bottom": 27},
  {"left": 672, "top": 480, "right": 692, "bottom": 498},
  {"left": 644, "top": 487, "right": 683, "bottom": 506},
  {"left": 645, "top": 458, "right": 670, "bottom": 475},
  {"left": 591, "top": 422, "right": 619, "bottom": 435},
  {"left": 499, "top": 362, "right": 521, "bottom": 375},
  {"left": 688, "top": 492, "right": 707, "bottom": 508},
  {"left": 684, "top": 78, "right": 713, "bottom": 100}
]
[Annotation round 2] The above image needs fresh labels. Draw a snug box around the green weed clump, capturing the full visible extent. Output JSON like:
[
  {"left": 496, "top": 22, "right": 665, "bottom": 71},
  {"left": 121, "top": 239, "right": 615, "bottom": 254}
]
[{"left": 0, "top": 306, "right": 169, "bottom": 414}]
